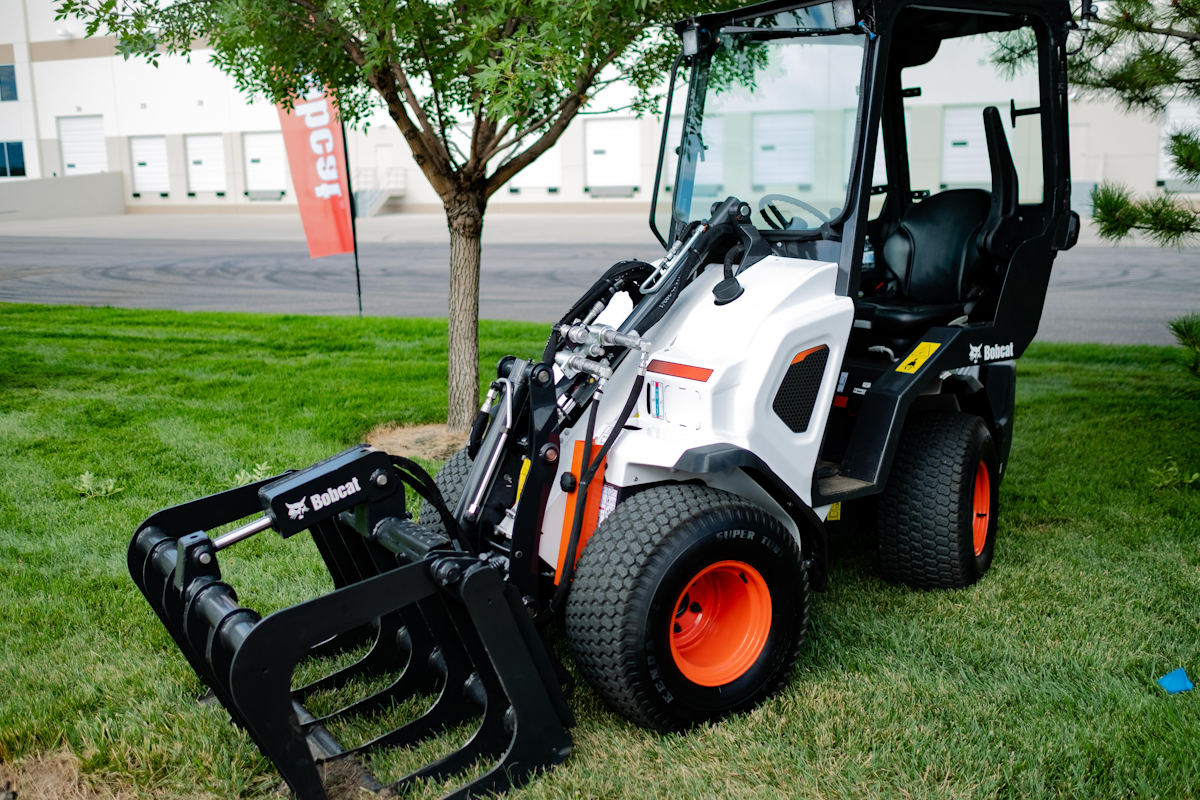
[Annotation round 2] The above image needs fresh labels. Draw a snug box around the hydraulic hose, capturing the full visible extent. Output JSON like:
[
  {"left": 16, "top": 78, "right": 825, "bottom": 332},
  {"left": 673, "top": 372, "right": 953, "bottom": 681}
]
[
  {"left": 389, "top": 455, "right": 476, "bottom": 555},
  {"left": 543, "top": 366, "right": 646, "bottom": 623},
  {"left": 724, "top": 242, "right": 745, "bottom": 280},
  {"left": 542, "top": 260, "right": 653, "bottom": 365}
]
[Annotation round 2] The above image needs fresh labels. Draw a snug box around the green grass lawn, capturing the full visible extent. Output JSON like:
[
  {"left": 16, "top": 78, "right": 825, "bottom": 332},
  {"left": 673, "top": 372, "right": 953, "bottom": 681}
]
[{"left": 1, "top": 303, "right": 1198, "bottom": 799}]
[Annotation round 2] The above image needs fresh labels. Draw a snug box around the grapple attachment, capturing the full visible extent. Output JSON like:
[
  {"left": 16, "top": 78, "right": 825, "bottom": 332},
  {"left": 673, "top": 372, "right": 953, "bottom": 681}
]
[{"left": 128, "top": 445, "right": 574, "bottom": 800}]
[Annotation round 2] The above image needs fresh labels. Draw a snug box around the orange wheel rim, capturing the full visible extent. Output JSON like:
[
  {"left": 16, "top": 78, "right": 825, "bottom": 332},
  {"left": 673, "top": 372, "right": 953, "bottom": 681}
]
[
  {"left": 972, "top": 460, "right": 991, "bottom": 556},
  {"left": 669, "top": 560, "right": 772, "bottom": 687}
]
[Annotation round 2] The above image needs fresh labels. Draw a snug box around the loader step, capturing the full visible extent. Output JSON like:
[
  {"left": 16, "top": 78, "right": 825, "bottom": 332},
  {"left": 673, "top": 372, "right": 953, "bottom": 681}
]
[{"left": 814, "top": 474, "right": 876, "bottom": 504}]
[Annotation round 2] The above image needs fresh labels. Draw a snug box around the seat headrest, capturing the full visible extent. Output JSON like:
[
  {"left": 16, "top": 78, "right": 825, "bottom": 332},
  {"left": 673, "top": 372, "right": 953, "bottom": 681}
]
[{"left": 979, "top": 106, "right": 1020, "bottom": 260}]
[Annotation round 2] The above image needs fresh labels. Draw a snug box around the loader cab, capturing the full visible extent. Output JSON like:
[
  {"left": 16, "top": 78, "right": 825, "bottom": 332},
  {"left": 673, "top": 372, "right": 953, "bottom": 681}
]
[
  {"left": 651, "top": 0, "right": 1077, "bottom": 357},
  {"left": 650, "top": 0, "right": 1077, "bottom": 505}
]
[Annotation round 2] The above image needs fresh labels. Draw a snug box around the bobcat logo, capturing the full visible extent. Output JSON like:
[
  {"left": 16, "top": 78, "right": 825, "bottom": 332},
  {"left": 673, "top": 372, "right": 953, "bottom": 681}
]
[
  {"left": 968, "top": 343, "right": 983, "bottom": 364},
  {"left": 286, "top": 497, "right": 310, "bottom": 521}
]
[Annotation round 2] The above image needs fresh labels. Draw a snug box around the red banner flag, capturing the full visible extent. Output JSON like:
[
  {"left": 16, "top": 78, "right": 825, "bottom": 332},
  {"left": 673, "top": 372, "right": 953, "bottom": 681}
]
[{"left": 278, "top": 89, "right": 355, "bottom": 259}]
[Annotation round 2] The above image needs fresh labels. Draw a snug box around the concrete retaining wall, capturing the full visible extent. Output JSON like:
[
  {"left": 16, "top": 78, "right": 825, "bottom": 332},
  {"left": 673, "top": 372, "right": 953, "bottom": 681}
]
[{"left": 0, "top": 173, "right": 125, "bottom": 221}]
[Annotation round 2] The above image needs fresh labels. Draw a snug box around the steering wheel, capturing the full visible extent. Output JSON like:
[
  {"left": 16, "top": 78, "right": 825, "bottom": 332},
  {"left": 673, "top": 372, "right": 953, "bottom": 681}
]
[{"left": 757, "top": 194, "right": 830, "bottom": 231}]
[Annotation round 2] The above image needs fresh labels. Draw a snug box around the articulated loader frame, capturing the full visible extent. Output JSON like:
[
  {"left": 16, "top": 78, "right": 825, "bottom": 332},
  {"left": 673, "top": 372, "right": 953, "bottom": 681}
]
[
  {"left": 128, "top": 446, "right": 574, "bottom": 800},
  {"left": 124, "top": 0, "right": 1086, "bottom": 795}
]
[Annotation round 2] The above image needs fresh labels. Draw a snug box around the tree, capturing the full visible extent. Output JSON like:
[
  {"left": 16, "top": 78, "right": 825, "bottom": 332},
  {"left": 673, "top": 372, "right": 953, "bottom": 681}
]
[
  {"left": 60, "top": 0, "right": 718, "bottom": 426},
  {"left": 992, "top": 0, "right": 1200, "bottom": 246},
  {"left": 992, "top": 1, "right": 1200, "bottom": 373}
]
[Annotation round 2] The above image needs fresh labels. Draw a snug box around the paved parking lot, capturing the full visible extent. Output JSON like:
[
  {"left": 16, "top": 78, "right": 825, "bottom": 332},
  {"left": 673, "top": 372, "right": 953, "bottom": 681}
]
[{"left": 0, "top": 214, "right": 1196, "bottom": 344}]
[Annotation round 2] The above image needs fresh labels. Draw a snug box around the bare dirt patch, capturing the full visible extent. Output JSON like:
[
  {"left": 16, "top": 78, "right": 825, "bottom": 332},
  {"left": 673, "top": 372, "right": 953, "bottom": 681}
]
[
  {"left": 366, "top": 423, "right": 468, "bottom": 462},
  {"left": 0, "top": 750, "right": 133, "bottom": 800}
]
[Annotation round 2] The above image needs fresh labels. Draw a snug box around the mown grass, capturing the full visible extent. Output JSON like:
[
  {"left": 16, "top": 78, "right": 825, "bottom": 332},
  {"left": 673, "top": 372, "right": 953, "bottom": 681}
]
[{"left": 1, "top": 303, "right": 1198, "bottom": 799}]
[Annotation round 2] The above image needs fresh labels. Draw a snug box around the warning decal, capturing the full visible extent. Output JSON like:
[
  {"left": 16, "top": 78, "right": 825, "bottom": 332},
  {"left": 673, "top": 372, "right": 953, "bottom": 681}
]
[{"left": 895, "top": 342, "right": 941, "bottom": 373}]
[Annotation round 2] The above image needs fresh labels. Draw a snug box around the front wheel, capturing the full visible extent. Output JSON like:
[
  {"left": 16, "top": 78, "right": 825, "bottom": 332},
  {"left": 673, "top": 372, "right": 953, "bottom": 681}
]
[{"left": 565, "top": 485, "right": 809, "bottom": 732}]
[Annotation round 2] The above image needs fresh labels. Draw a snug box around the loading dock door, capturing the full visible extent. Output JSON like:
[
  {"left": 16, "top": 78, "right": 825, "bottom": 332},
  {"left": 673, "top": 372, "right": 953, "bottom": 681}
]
[
  {"left": 585, "top": 119, "right": 641, "bottom": 194},
  {"left": 186, "top": 134, "right": 227, "bottom": 192},
  {"left": 243, "top": 132, "right": 287, "bottom": 193},
  {"left": 753, "top": 113, "right": 814, "bottom": 188},
  {"left": 1159, "top": 101, "right": 1200, "bottom": 189},
  {"left": 58, "top": 115, "right": 107, "bottom": 175},
  {"left": 941, "top": 106, "right": 991, "bottom": 186},
  {"left": 130, "top": 136, "right": 170, "bottom": 193},
  {"left": 511, "top": 142, "right": 562, "bottom": 190}
]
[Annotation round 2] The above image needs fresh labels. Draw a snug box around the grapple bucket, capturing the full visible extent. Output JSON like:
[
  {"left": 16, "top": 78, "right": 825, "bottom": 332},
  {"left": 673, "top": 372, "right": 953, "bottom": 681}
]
[{"left": 128, "top": 445, "right": 573, "bottom": 800}]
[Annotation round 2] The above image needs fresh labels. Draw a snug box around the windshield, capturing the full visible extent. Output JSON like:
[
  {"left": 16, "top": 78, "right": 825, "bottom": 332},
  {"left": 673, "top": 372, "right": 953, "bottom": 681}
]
[{"left": 658, "top": 5, "right": 867, "bottom": 238}]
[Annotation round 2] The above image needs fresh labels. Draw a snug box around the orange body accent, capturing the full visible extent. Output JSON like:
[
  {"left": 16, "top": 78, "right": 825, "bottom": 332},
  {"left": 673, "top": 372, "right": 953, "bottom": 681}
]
[
  {"left": 972, "top": 460, "right": 991, "bottom": 556},
  {"left": 554, "top": 440, "right": 607, "bottom": 584},
  {"left": 647, "top": 360, "right": 714, "bottom": 382},
  {"left": 669, "top": 560, "right": 773, "bottom": 687},
  {"left": 791, "top": 344, "right": 827, "bottom": 364}
]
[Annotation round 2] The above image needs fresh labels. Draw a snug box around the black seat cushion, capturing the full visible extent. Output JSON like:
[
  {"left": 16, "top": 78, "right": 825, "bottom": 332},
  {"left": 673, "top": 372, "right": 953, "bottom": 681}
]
[
  {"left": 880, "top": 189, "right": 991, "bottom": 306},
  {"left": 855, "top": 298, "right": 964, "bottom": 337}
]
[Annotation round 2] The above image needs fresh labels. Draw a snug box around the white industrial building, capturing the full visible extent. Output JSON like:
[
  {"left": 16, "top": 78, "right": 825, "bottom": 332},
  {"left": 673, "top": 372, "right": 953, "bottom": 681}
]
[{"left": 1, "top": 0, "right": 1196, "bottom": 220}]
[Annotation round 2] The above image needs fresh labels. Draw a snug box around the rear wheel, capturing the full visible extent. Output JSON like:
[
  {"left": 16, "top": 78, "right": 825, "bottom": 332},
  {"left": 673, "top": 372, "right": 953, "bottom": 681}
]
[
  {"left": 877, "top": 411, "right": 999, "bottom": 589},
  {"left": 565, "top": 484, "right": 808, "bottom": 732},
  {"left": 418, "top": 447, "right": 472, "bottom": 537}
]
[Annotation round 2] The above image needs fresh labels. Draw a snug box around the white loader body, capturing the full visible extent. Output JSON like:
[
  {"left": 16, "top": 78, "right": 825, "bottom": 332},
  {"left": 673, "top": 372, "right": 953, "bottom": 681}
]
[{"left": 538, "top": 254, "right": 854, "bottom": 570}]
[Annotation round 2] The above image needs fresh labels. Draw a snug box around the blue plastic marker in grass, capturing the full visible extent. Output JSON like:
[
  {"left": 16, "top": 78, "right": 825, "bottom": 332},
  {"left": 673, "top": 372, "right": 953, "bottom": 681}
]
[{"left": 1158, "top": 668, "right": 1193, "bottom": 694}]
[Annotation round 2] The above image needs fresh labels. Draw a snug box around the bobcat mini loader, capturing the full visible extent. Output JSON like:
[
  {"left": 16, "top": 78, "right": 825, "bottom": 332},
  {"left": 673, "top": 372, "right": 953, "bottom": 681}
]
[{"left": 127, "top": 0, "right": 1081, "bottom": 796}]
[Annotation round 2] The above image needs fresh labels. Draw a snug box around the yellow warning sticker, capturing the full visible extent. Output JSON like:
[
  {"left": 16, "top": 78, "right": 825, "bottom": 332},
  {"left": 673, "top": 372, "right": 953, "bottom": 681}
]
[
  {"left": 895, "top": 341, "right": 941, "bottom": 373},
  {"left": 827, "top": 502, "right": 842, "bottom": 522},
  {"left": 516, "top": 457, "right": 531, "bottom": 499}
]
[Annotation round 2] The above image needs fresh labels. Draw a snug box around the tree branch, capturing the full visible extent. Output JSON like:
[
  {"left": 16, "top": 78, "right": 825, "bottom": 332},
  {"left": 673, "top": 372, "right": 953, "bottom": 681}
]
[
  {"left": 1094, "top": 17, "right": 1200, "bottom": 44},
  {"left": 408, "top": 0, "right": 457, "bottom": 170},
  {"left": 485, "top": 47, "right": 623, "bottom": 193}
]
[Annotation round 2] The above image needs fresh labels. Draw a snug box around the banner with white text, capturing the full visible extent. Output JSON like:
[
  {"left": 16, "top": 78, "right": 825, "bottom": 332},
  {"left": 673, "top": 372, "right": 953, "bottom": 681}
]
[{"left": 277, "top": 89, "right": 354, "bottom": 259}]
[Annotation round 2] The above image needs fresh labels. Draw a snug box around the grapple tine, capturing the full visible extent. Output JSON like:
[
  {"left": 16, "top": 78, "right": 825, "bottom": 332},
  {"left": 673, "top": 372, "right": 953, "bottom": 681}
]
[
  {"left": 128, "top": 445, "right": 574, "bottom": 800},
  {"left": 330, "top": 595, "right": 483, "bottom": 757}
]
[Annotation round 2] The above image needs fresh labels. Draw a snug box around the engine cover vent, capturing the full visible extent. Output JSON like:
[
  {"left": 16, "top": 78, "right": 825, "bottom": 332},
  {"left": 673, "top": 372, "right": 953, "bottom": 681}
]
[{"left": 772, "top": 345, "right": 829, "bottom": 433}]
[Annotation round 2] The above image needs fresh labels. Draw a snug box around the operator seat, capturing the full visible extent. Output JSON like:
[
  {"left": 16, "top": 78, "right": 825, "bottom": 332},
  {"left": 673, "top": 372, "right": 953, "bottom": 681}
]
[{"left": 854, "top": 106, "right": 1019, "bottom": 355}]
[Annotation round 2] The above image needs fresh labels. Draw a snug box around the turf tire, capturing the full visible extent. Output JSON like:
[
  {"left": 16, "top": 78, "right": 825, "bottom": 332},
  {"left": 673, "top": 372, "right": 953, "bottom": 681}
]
[
  {"left": 877, "top": 411, "right": 999, "bottom": 589},
  {"left": 418, "top": 446, "right": 472, "bottom": 536},
  {"left": 565, "top": 484, "right": 808, "bottom": 732}
]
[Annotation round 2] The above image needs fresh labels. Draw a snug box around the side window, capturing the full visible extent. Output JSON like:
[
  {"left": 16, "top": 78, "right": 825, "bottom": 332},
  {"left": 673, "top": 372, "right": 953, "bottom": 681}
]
[
  {"left": 901, "top": 33, "right": 1045, "bottom": 205},
  {"left": 0, "top": 65, "right": 16, "bottom": 102}
]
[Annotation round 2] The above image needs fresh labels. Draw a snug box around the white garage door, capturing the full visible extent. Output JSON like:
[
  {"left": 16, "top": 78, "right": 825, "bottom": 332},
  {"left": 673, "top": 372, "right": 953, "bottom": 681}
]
[
  {"left": 1158, "top": 101, "right": 1200, "bottom": 183},
  {"left": 186, "top": 134, "right": 227, "bottom": 192},
  {"left": 753, "top": 112, "right": 814, "bottom": 187},
  {"left": 941, "top": 106, "right": 991, "bottom": 185},
  {"left": 511, "top": 141, "right": 562, "bottom": 190},
  {"left": 58, "top": 115, "right": 107, "bottom": 176},
  {"left": 585, "top": 119, "right": 641, "bottom": 189},
  {"left": 130, "top": 136, "right": 170, "bottom": 193},
  {"left": 243, "top": 132, "right": 287, "bottom": 192}
]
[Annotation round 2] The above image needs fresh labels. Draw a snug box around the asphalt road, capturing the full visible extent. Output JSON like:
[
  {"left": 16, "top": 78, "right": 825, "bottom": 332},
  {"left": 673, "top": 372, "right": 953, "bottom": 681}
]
[{"left": 1, "top": 234, "right": 1196, "bottom": 344}]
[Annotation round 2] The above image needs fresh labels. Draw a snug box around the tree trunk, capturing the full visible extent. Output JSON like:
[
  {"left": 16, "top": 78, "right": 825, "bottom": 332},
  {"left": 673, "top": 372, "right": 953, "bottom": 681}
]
[{"left": 445, "top": 197, "right": 485, "bottom": 429}]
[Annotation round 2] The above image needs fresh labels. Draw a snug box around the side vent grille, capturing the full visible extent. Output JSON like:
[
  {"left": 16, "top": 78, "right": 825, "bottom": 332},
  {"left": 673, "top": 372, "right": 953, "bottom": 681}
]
[{"left": 772, "top": 345, "right": 829, "bottom": 432}]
